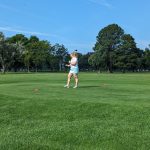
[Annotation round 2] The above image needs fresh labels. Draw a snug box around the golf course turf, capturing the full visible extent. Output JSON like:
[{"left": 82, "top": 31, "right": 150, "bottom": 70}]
[{"left": 0, "top": 73, "right": 150, "bottom": 150}]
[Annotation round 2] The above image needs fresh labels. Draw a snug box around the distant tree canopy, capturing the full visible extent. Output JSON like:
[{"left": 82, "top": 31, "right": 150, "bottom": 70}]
[
  {"left": 0, "top": 32, "right": 69, "bottom": 73},
  {"left": 0, "top": 24, "right": 150, "bottom": 73},
  {"left": 89, "top": 24, "right": 150, "bottom": 72}
]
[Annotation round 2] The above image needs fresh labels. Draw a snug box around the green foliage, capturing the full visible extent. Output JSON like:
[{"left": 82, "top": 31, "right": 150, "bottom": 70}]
[
  {"left": 114, "top": 34, "right": 141, "bottom": 72},
  {"left": 144, "top": 46, "right": 150, "bottom": 70},
  {"left": 90, "top": 24, "right": 149, "bottom": 73},
  {"left": 52, "top": 44, "right": 68, "bottom": 71},
  {"left": 0, "top": 32, "right": 16, "bottom": 73},
  {"left": 78, "top": 52, "right": 92, "bottom": 71},
  {"left": 91, "top": 24, "right": 124, "bottom": 72},
  {"left": 26, "top": 39, "right": 51, "bottom": 72}
]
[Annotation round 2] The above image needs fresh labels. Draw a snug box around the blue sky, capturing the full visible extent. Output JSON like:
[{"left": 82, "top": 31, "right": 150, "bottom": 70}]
[{"left": 0, "top": 0, "right": 150, "bottom": 53}]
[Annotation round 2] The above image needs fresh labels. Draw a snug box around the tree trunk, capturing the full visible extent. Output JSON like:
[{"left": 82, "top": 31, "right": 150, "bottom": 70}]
[
  {"left": 108, "top": 63, "right": 113, "bottom": 73},
  {"left": 108, "top": 66, "right": 113, "bottom": 73},
  {"left": 2, "top": 64, "right": 5, "bottom": 74},
  {"left": 27, "top": 65, "right": 30, "bottom": 73},
  {"left": 1, "top": 59, "right": 6, "bottom": 74},
  {"left": 98, "top": 67, "right": 101, "bottom": 73},
  {"left": 122, "top": 68, "right": 126, "bottom": 73},
  {"left": 59, "top": 60, "right": 62, "bottom": 71},
  {"left": 36, "top": 66, "right": 38, "bottom": 72}
]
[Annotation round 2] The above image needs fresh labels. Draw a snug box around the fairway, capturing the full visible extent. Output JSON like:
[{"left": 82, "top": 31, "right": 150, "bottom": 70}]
[{"left": 0, "top": 73, "right": 150, "bottom": 150}]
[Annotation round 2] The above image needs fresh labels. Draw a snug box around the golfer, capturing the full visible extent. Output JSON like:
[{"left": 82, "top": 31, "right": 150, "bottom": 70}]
[{"left": 64, "top": 52, "right": 79, "bottom": 88}]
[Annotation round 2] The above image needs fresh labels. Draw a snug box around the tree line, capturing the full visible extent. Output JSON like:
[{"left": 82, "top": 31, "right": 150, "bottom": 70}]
[
  {"left": 0, "top": 32, "right": 93, "bottom": 73},
  {"left": 0, "top": 24, "right": 150, "bottom": 73}
]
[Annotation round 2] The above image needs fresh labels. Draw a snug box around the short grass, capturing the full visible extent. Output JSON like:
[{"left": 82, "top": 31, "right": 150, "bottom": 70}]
[{"left": 0, "top": 73, "right": 150, "bottom": 150}]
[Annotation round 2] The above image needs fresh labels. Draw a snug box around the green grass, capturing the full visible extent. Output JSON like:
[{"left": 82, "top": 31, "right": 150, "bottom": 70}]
[{"left": 0, "top": 72, "right": 150, "bottom": 150}]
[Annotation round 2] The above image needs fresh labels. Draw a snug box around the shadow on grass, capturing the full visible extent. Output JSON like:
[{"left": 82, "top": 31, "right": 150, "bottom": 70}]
[
  {"left": 79, "top": 83, "right": 109, "bottom": 88},
  {"left": 79, "top": 85, "right": 100, "bottom": 88}
]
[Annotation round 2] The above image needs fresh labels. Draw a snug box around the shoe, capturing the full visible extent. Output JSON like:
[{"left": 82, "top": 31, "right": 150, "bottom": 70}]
[
  {"left": 73, "top": 86, "right": 78, "bottom": 88},
  {"left": 64, "top": 85, "right": 69, "bottom": 88}
]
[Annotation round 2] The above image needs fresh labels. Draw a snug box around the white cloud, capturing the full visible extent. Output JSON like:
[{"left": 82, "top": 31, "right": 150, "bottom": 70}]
[
  {"left": 88, "top": 0, "right": 112, "bottom": 8},
  {"left": 0, "top": 26, "right": 59, "bottom": 38},
  {"left": 0, "top": 3, "right": 45, "bottom": 21}
]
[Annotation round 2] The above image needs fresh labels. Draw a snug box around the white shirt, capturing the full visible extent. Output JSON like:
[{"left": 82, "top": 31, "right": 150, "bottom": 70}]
[{"left": 70, "top": 57, "right": 78, "bottom": 68}]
